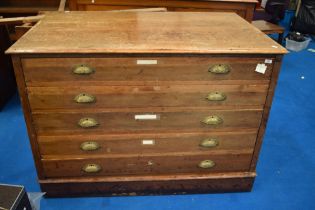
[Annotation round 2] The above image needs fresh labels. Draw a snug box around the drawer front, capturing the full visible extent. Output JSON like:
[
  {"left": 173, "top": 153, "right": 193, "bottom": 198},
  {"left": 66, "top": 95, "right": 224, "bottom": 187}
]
[
  {"left": 38, "top": 132, "right": 257, "bottom": 156},
  {"left": 22, "top": 57, "right": 273, "bottom": 86},
  {"left": 33, "top": 110, "right": 262, "bottom": 135},
  {"left": 28, "top": 84, "right": 269, "bottom": 110},
  {"left": 42, "top": 153, "right": 252, "bottom": 178}
]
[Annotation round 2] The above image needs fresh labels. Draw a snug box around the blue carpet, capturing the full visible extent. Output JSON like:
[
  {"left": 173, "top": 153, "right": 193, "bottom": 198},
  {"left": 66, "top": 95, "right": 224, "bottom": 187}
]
[{"left": 1, "top": 41, "right": 314, "bottom": 210}]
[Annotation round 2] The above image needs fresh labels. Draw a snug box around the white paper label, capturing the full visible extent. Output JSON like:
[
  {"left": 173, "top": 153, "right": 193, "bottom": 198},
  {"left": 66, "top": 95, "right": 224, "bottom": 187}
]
[
  {"left": 255, "top": 63, "right": 267, "bottom": 74},
  {"left": 136, "top": 60, "right": 158, "bottom": 65},
  {"left": 135, "top": 114, "right": 158, "bottom": 120},
  {"left": 265, "top": 59, "right": 273, "bottom": 64},
  {"left": 142, "top": 140, "right": 155, "bottom": 145}
]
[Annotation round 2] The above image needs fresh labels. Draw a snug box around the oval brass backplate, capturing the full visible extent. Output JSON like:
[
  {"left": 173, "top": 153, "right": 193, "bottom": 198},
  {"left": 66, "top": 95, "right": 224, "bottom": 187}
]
[
  {"left": 200, "top": 138, "right": 219, "bottom": 148},
  {"left": 78, "top": 118, "right": 99, "bottom": 128},
  {"left": 201, "top": 116, "right": 223, "bottom": 125},
  {"left": 80, "top": 141, "right": 100, "bottom": 151},
  {"left": 206, "top": 92, "right": 226, "bottom": 101},
  {"left": 209, "top": 64, "right": 230, "bottom": 74},
  {"left": 74, "top": 93, "right": 96, "bottom": 103},
  {"left": 82, "top": 164, "right": 101, "bottom": 173},
  {"left": 198, "top": 160, "right": 215, "bottom": 169},
  {"left": 72, "top": 64, "right": 95, "bottom": 75}
]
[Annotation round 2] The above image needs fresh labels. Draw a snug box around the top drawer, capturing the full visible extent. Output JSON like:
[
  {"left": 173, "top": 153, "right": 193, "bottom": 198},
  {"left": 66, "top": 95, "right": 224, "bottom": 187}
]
[{"left": 21, "top": 56, "right": 274, "bottom": 86}]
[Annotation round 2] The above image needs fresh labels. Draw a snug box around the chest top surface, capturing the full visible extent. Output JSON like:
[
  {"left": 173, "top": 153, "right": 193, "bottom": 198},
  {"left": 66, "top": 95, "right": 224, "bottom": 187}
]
[{"left": 6, "top": 11, "right": 287, "bottom": 55}]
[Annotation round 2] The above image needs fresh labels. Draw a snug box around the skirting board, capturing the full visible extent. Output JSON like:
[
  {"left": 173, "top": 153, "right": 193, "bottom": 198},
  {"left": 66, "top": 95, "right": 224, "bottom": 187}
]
[{"left": 39, "top": 172, "right": 256, "bottom": 197}]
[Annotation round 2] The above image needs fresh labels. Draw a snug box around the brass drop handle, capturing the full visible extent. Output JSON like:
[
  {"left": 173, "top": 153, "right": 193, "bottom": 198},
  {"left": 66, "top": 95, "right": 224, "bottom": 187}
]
[
  {"left": 206, "top": 92, "right": 226, "bottom": 101},
  {"left": 198, "top": 160, "right": 215, "bottom": 169},
  {"left": 80, "top": 141, "right": 100, "bottom": 151},
  {"left": 72, "top": 64, "right": 95, "bottom": 75},
  {"left": 200, "top": 138, "right": 219, "bottom": 148},
  {"left": 74, "top": 93, "right": 96, "bottom": 103},
  {"left": 209, "top": 64, "right": 230, "bottom": 74},
  {"left": 78, "top": 117, "right": 99, "bottom": 128},
  {"left": 82, "top": 164, "right": 101, "bottom": 173},
  {"left": 201, "top": 115, "right": 223, "bottom": 125}
]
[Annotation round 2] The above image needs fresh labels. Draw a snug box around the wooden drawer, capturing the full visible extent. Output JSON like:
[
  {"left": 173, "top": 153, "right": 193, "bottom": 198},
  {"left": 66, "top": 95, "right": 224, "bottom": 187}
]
[
  {"left": 33, "top": 109, "right": 263, "bottom": 135},
  {"left": 28, "top": 84, "right": 269, "bottom": 110},
  {"left": 21, "top": 57, "right": 273, "bottom": 86},
  {"left": 42, "top": 152, "right": 252, "bottom": 178},
  {"left": 38, "top": 131, "right": 257, "bottom": 156}
]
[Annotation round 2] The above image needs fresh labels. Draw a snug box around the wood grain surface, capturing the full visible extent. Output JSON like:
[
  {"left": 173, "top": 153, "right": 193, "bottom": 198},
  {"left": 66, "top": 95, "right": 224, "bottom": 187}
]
[
  {"left": 38, "top": 131, "right": 257, "bottom": 156},
  {"left": 32, "top": 109, "right": 263, "bottom": 135},
  {"left": 6, "top": 12, "right": 287, "bottom": 54},
  {"left": 21, "top": 56, "right": 273, "bottom": 86},
  {"left": 27, "top": 84, "right": 269, "bottom": 110}
]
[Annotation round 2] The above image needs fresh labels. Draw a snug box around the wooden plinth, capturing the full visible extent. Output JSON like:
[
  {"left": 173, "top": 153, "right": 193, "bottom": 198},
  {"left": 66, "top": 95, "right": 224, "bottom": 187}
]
[{"left": 40, "top": 172, "right": 256, "bottom": 197}]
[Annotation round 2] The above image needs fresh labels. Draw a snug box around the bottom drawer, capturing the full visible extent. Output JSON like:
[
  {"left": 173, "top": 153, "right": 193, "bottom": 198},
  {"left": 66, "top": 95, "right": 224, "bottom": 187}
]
[{"left": 42, "top": 153, "right": 252, "bottom": 178}]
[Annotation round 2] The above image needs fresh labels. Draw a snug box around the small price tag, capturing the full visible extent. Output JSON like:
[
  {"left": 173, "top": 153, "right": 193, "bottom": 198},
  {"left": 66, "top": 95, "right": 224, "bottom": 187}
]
[
  {"left": 265, "top": 59, "right": 273, "bottom": 64},
  {"left": 135, "top": 114, "right": 159, "bottom": 120},
  {"left": 255, "top": 63, "right": 267, "bottom": 74},
  {"left": 142, "top": 140, "right": 155, "bottom": 145},
  {"left": 136, "top": 60, "right": 158, "bottom": 65}
]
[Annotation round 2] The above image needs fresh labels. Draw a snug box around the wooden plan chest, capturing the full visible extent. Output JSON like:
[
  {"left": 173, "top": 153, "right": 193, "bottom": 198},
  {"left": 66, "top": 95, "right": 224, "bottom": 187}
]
[{"left": 6, "top": 11, "right": 287, "bottom": 197}]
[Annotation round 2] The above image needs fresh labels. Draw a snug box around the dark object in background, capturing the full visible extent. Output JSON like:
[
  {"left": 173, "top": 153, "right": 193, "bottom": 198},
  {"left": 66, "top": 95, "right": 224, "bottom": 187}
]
[
  {"left": 0, "top": 184, "right": 32, "bottom": 210},
  {"left": 287, "top": 31, "right": 307, "bottom": 42},
  {"left": 254, "top": 0, "right": 290, "bottom": 24},
  {"left": 0, "top": 25, "right": 16, "bottom": 111},
  {"left": 291, "top": 0, "right": 315, "bottom": 34}
]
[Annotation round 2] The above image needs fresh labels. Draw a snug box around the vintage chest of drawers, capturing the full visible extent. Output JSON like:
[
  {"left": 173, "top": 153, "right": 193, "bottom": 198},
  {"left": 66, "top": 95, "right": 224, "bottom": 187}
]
[{"left": 6, "top": 11, "right": 287, "bottom": 197}]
